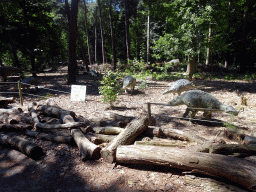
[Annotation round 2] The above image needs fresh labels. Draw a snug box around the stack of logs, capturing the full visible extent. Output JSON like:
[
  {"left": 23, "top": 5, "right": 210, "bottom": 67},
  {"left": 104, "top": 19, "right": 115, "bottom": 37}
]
[{"left": 0, "top": 102, "right": 256, "bottom": 191}]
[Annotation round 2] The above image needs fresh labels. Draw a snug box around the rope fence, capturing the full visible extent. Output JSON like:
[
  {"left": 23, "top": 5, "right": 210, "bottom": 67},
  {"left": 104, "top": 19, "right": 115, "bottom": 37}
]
[{"left": 0, "top": 81, "right": 70, "bottom": 106}]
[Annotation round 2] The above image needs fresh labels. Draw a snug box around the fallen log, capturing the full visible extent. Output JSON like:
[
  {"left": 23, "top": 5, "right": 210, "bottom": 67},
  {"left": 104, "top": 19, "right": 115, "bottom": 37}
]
[
  {"left": 134, "top": 139, "right": 190, "bottom": 148},
  {"left": 36, "top": 121, "right": 88, "bottom": 129},
  {"left": 0, "top": 96, "right": 15, "bottom": 108},
  {"left": 194, "top": 143, "right": 256, "bottom": 155},
  {"left": 101, "top": 115, "right": 150, "bottom": 163},
  {"left": 0, "top": 123, "right": 33, "bottom": 132},
  {"left": 0, "top": 133, "right": 44, "bottom": 160},
  {"left": 92, "top": 126, "right": 124, "bottom": 135},
  {"left": 61, "top": 114, "right": 101, "bottom": 160},
  {"left": 30, "top": 109, "right": 40, "bottom": 127},
  {"left": 116, "top": 145, "right": 256, "bottom": 191},
  {"left": 25, "top": 130, "right": 73, "bottom": 144},
  {"left": 162, "top": 128, "right": 208, "bottom": 144},
  {"left": 95, "top": 134, "right": 116, "bottom": 143},
  {"left": 104, "top": 112, "right": 134, "bottom": 123},
  {"left": 36, "top": 105, "right": 76, "bottom": 119},
  {"left": 141, "top": 126, "right": 164, "bottom": 137}
]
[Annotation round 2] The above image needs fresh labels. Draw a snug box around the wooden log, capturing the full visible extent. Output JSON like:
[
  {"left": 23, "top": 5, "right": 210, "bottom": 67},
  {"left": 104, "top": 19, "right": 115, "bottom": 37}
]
[
  {"left": 141, "top": 126, "right": 164, "bottom": 137},
  {"left": 25, "top": 130, "right": 72, "bottom": 144},
  {"left": 101, "top": 115, "right": 150, "bottom": 163},
  {"left": 30, "top": 109, "right": 40, "bottom": 126},
  {"left": 134, "top": 139, "right": 189, "bottom": 148},
  {"left": 0, "top": 108, "right": 23, "bottom": 114},
  {"left": 84, "top": 133, "right": 102, "bottom": 145},
  {"left": 208, "top": 143, "right": 256, "bottom": 155},
  {"left": 104, "top": 112, "right": 134, "bottom": 123},
  {"left": 0, "top": 123, "right": 33, "bottom": 132},
  {"left": 36, "top": 121, "right": 88, "bottom": 129},
  {"left": 61, "top": 114, "right": 101, "bottom": 160},
  {"left": 161, "top": 128, "right": 187, "bottom": 141},
  {"left": 0, "top": 133, "right": 44, "bottom": 160},
  {"left": 70, "top": 128, "right": 101, "bottom": 160},
  {"left": 116, "top": 145, "right": 256, "bottom": 191},
  {"left": 36, "top": 105, "right": 76, "bottom": 119},
  {"left": 95, "top": 134, "right": 116, "bottom": 143},
  {"left": 162, "top": 128, "right": 208, "bottom": 144},
  {"left": 0, "top": 97, "right": 15, "bottom": 108},
  {"left": 92, "top": 126, "right": 124, "bottom": 135}
]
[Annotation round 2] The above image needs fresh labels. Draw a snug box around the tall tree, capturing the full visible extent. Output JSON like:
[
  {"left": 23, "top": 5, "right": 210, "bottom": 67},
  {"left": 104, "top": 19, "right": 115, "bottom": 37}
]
[
  {"left": 97, "top": 0, "right": 106, "bottom": 64},
  {"left": 109, "top": 0, "right": 116, "bottom": 69},
  {"left": 67, "top": 0, "right": 79, "bottom": 84},
  {"left": 83, "top": 0, "right": 92, "bottom": 66},
  {"left": 124, "top": 0, "right": 130, "bottom": 62}
]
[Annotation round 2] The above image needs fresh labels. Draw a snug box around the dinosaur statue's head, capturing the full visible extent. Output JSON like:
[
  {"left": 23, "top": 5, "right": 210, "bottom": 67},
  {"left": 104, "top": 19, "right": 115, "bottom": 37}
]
[{"left": 221, "top": 105, "right": 239, "bottom": 116}]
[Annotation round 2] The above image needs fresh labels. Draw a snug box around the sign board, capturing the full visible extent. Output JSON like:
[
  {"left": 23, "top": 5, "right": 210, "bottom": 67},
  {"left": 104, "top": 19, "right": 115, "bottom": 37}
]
[{"left": 71, "top": 85, "right": 86, "bottom": 101}]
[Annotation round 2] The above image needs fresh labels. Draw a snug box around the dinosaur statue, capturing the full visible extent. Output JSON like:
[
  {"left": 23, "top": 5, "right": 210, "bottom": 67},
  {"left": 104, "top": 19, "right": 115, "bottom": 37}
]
[
  {"left": 123, "top": 76, "right": 136, "bottom": 94},
  {"left": 163, "top": 79, "right": 195, "bottom": 96},
  {"left": 168, "top": 89, "right": 238, "bottom": 122}
]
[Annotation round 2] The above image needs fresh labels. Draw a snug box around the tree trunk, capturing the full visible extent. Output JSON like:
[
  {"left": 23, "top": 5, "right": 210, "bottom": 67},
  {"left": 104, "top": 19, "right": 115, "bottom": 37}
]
[
  {"left": 101, "top": 115, "right": 150, "bottom": 163},
  {"left": 116, "top": 145, "right": 256, "bottom": 191},
  {"left": 124, "top": 0, "right": 130, "bottom": 62},
  {"left": 83, "top": 0, "right": 93, "bottom": 65},
  {"left": 0, "top": 133, "right": 44, "bottom": 160},
  {"left": 205, "top": 25, "right": 211, "bottom": 65},
  {"left": 146, "top": 10, "right": 150, "bottom": 64},
  {"left": 97, "top": 0, "right": 106, "bottom": 64},
  {"left": 77, "top": 30, "right": 90, "bottom": 71},
  {"left": 67, "top": 0, "right": 79, "bottom": 84},
  {"left": 109, "top": 0, "right": 116, "bottom": 70},
  {"left": 94, "top": 15, "right": 98, "bottom": 64}
]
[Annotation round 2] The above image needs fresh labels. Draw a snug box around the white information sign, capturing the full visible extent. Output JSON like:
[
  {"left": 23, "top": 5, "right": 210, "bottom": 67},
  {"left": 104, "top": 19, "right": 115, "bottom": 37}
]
[{"left": 71, "top": 85, "right": 86, "bottom": 101}]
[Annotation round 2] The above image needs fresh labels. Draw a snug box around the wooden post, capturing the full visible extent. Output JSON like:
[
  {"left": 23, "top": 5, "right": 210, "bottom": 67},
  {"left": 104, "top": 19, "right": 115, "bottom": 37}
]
[{"left": 18, "top": 80, "right": 23, "bottom": 106}]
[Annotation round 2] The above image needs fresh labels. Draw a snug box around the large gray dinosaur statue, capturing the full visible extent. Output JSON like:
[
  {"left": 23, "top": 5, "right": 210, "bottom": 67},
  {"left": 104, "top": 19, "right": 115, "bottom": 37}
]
[{"left": 168, "top": 89, "right": 238, "bottom": 122}]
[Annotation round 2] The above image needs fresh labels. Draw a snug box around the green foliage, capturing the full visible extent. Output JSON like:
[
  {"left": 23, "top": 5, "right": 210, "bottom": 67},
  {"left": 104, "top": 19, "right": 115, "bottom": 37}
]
[{"left": 98, "top": 70, "right": 123, "bottom": 108}]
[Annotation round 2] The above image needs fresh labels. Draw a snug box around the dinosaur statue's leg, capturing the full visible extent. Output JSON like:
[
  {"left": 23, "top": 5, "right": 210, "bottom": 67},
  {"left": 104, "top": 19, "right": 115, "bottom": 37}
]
[
  {"left": 189, "top": 110, "right": 198, "bottom": 122},
  {"left": 203, "top": 111, "right": 212, "bottom": 120},
  {"left": 183, "top": 108, "right": 190, "bottom": 117}
]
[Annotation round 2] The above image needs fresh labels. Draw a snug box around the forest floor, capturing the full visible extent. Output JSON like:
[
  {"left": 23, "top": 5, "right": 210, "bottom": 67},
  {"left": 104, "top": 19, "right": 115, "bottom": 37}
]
[{"left": 0, "top": 64, "right": 256, "bottom": 192}]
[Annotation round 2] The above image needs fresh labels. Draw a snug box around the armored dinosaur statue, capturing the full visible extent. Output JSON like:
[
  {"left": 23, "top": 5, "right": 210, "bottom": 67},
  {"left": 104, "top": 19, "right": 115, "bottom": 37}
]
[
  {"left": 20, "top": 77, "right": 38, "bottom": 91},
  {"left": 163, "top": 79, "right": 195, "bottom": 96},
  {"left": 0, "top": 66, "right": 36, "bottom": 82},
  {"left": 168, "top": 89, "right": 238, "bottom": 122},
  {"left": 123, "top": 75, "right": 136, "bottom": 94}
]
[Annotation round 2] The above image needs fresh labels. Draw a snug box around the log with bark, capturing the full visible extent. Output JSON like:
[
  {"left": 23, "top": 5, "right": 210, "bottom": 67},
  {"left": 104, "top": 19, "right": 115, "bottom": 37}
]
[
  {"left": 0, "top": 133, "right": 44, "bottom": 160},
  {"left": 116, "top": 145, "right": 256, "bottom": 191},
  {"left": 25, "top": 130, "right": 73, "bottom": 144},
  {"left": 92, "top": 126, "right": 124, "bottom": 135},
  {"left": 162, "top": 128, "right": 208, "bottom": 144},
  {"left": 134, "top": 139, "right": 190, "bottom": 148},
  {"left": 101, "top": 115, "right": 150, "bottom": 163},
  {"left": 36, "top": 121, "right": 88, "bottom": 129},
  {"left": 0, "top": 97, "right": 15, "bottom": 108},
  {"left": 61, "top": 114, "right": 101, "bottom": 160},
  {"left": 0, "top": 123, "right": 33, "bottom": 132},
  {"left": 36, "top": 105, "right": 76, "bottom": 119},
  {"left": 194, "top": 143, "right": 256, "bottom": 155}
]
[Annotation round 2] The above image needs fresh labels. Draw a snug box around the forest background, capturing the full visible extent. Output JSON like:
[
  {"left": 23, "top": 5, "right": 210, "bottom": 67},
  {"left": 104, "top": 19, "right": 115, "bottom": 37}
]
[{"left": 0, "top": 0, "right": 256, "bottom": 83}]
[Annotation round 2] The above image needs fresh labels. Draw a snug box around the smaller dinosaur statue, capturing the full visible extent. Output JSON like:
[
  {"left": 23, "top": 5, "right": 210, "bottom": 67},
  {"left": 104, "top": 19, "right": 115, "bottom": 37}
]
[
  {"left": 163, "top": 79, "right": 195, "bottom": 96},
  {"left": 168, "top": 90, "right": 238, "bottom": 122},
  {"left": 123, "top": 76, "right": 136, "bottom": 94},
  {"left": 20, "top": 77, "right": 38, "bottom": 91}
]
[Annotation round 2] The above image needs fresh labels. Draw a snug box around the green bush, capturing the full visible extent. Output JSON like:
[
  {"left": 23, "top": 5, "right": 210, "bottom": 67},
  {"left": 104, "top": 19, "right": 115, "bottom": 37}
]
[{"left": 98, "top": 70, "right": 123, "bottom": 108}]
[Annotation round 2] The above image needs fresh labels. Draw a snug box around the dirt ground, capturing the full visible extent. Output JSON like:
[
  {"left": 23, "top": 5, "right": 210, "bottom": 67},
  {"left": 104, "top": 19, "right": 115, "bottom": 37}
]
[{"left": 0, "top": 66, "right": 256, "bottom": 192}]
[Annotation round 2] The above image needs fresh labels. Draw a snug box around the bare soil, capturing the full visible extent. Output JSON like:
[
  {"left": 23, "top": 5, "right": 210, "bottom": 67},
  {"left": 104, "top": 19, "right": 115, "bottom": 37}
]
[{"left": 0, "top": 65, "right": 256, "bottom": 192}]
